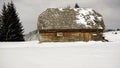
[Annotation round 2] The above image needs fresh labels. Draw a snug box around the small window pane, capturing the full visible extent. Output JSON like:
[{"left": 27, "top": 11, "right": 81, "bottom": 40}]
[{"left": 57, "top": 32, "right": 63, "bottom": 36}]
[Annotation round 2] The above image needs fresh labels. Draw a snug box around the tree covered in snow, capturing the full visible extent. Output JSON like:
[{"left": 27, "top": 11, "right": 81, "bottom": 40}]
[
  {"left": 0, "top": 2, "right": 24, "bottom": 41},
  {"left": 75, "top": 3, "right": 80, "bottom": 8}
]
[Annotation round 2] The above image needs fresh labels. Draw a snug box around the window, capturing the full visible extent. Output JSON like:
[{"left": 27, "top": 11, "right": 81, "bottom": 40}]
[
  {"left": 92, "top": 33, "right": 97, "bottom": 36},
  {"left": 57, "top": 32, "right": 63, "bottom": 36}
]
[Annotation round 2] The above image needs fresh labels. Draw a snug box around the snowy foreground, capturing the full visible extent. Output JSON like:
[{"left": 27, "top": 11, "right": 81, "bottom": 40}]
[{"left": 0, "top": 31, "right": 120, "bottom": 68}]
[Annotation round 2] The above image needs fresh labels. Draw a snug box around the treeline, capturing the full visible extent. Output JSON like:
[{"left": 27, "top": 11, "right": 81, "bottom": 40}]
[{"left": 105, "top": 29, "right": 120, "bottom": 32}]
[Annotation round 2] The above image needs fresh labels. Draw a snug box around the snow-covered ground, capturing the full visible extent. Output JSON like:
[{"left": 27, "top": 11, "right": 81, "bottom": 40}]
[{"left": 0, "top": 31, "right": 120, "bottom": 68}]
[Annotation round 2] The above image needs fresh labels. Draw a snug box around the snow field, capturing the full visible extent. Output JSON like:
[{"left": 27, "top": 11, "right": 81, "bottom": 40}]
[{"left": 0, "top": 31, "right": 120, "bottom": 68}]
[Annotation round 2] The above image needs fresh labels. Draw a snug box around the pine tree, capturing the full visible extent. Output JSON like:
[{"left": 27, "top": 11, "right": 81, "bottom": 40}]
[
  {"left": 0, "top": 14, "right": 2, "bottom": 28},
  {"left": 75, "top": 3, "right": 80, "bottom": 8},
  {"left": 0, "top": 2, "right": 24, "bottom": 41},
  {"left": 0, "top": 3, "right": 7, "bottom": 41}
]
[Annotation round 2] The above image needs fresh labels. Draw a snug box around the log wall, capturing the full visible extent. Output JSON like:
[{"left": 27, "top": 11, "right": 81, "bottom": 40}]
[{"left": 39, "top": 31, "right": 103, "bottom": 42}]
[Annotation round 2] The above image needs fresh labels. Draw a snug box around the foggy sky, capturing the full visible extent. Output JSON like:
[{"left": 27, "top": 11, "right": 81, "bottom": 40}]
[{"left": 0, "top": 0, "right": 120, "bottom": 34}]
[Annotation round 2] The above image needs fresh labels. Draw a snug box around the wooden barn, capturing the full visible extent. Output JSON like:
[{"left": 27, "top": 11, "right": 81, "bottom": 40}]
[{"left": 37, "top": 8, "right": 105, "bottom": 42}]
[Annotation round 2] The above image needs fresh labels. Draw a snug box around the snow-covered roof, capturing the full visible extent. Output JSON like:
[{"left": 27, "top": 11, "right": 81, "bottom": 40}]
[{"left": 38, "top": 8, "right": 105, "bottom": 30}]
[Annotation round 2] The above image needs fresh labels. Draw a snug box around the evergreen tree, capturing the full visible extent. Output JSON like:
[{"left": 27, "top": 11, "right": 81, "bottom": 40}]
[
  {"left": 0, "top": 3, "right": 7, "bottom": 41},
  {"left": 75, "top": 3, "right": 80, "bottom": 8},
  {"left": 0, "top": 2, "right": 24, "bottom": 41},
  {"left": 0, "top": 14, "right": 2, "bottom": 28}
]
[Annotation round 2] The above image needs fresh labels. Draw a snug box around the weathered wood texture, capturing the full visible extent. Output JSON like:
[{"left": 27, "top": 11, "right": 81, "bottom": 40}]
[
  {"left": 37, "top": 8, "right": 105, "bottom": 42},
  {"left": 39, "top": 31, "right": 103, "bottom": 42},
  {"left": 38, "top": 8, "right": 105, "bottom": 30}
]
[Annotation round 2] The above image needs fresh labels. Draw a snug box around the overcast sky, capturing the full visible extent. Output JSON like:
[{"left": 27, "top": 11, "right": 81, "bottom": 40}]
[{"left": 0, "top": 0, "right": 120, "bottom": 34}]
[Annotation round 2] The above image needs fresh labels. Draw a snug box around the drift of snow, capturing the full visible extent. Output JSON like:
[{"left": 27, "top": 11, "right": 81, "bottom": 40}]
[
  {"left": 104, "top": 31, "right": 120, "bottom": 42},
  {"left": 0, "top": 31, "right": 120, "bottom": 68}
]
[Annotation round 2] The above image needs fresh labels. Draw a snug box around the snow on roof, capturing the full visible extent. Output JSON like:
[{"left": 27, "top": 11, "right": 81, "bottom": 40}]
[
  {"left": 97, "top": 17, "right": 102, "bottom": 21},
  {"left": 38, "top": 8, "right": 105, "bottom": 30},
  {"left": 59, "top": 8, "right": 63, "bottom": 11},
  {"left": 75, "top": 8, "right": 102, "bottom": 28}
]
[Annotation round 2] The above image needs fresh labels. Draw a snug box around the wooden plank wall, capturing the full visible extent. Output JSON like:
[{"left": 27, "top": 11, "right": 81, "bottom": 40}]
[{"left": 39, "top": 32, "right": 102, "bottom": 42}]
